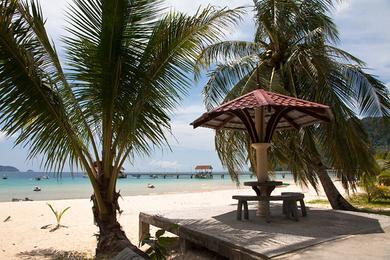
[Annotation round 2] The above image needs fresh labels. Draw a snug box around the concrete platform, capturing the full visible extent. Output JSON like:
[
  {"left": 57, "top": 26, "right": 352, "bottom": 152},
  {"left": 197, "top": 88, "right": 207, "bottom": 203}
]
[{"left": 139, "top": 202, "right": 390, "bottom": 259}]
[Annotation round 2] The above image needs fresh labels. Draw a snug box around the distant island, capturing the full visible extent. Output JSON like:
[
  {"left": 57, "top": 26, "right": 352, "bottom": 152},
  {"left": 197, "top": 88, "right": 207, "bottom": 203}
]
[
  {"left": 27, "top": 169, "right": 34, "bottom": 172},
  {"left": 0, "top": 165, "right": 19, "bottom": 172}
]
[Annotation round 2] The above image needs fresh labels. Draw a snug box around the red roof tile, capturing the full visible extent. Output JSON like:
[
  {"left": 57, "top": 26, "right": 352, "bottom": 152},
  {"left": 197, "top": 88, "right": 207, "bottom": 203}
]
[
  {"left": 191, "top": 89, "right": 333, "bottom": 137},
  {"left": 212, "top": 89, "right": 329, "bottom": 113}
]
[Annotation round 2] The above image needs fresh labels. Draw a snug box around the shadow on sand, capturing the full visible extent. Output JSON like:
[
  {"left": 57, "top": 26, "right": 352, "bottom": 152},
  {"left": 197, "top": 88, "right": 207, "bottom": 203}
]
[{"left": 16, "top": 248, "right": 91, "bottom": 260}]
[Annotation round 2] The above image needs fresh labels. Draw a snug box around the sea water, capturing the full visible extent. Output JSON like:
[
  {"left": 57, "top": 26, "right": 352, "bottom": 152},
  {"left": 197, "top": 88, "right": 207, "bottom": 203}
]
[{"left": 0, "top": 171, "right": 294, "bottom": 202}]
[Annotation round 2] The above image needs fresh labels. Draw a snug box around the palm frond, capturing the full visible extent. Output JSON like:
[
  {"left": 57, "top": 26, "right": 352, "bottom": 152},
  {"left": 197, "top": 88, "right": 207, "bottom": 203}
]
[
  {"left": 195, "top": 40, "right": 261, "bottom": 79},
  {"left": 215, "top": 129, "right": 252, "bottom": 183},
  {"left": 202, "top": 55, "right": 259, "bottom": 110},
  {"left": 112, "top": 5, "right": 245, "bottom": 164},
  {"left": 0, "top": 0, "right": 92, "bottom": 173}
]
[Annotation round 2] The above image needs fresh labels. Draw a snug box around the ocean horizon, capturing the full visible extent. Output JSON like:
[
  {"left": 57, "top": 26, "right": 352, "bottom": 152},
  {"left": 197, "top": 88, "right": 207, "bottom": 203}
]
[{"left": 0, "top": 171, "right": 295, "bottom": 202}]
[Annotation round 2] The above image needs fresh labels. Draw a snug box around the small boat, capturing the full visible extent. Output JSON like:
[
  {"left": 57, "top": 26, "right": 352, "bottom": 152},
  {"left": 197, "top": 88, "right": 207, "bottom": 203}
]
[
  {"left": 147, "top": 184, "right": 155, "bottom": 189},
  {"left": 33, "top": 186, "right": 41, "bottom": 192},
  {"left": 42, "top": 175, "right": 49, "bottom": 180},
  {"left": 118, "top": 171, "right": 127, "bottom": 179},
  {"left": 2, "top": 174, "right": 7, "bottom": 180},
  {"left": 35, "top": 177, "right": 41, "bottom": 181}
]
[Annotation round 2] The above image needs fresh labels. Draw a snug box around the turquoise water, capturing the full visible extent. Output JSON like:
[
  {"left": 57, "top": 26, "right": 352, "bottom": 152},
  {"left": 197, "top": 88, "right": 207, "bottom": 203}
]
[{"left": 0, "top": 171, "right": 294, "bottom": 202}]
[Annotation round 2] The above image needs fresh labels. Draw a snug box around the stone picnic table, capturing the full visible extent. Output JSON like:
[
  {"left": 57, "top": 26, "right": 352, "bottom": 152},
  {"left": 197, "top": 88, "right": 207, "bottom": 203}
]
[
  {"left": 233, "top": 181, "right": 306, "bottom": 222},
  {"left": 243, "top": 181, "right": 284, "bottom": 196}
]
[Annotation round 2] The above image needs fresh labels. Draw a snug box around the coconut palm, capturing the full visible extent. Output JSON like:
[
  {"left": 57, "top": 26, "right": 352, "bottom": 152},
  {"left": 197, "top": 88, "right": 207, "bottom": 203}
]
[
  {"left": 0, "top": 0, "right": 242, "bottom": 257},
  {"left": 196, "top": 0, "right": 390, "bottom": 210}
]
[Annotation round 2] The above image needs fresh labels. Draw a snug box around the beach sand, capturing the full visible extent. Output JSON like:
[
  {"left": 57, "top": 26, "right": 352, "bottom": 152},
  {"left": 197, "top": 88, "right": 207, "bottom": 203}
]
[{"left": 0, "top": 181, "right": 348, "bottom": 259}]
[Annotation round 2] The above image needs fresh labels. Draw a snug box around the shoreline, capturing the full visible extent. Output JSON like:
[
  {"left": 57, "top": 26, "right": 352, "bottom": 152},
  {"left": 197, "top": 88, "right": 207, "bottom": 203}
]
[{"left": 0, "top": 174, "right": 287, "bottom": 202}]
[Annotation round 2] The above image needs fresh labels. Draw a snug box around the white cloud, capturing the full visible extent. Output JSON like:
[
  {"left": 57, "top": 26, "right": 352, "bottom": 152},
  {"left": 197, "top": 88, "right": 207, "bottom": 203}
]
[
  {"left": 167, "top": 104, "right": 216, "bottom": 151},
  {"left": 334, "top": 0, "right": 352, "bottom": 14},
  {"left": 173, "top": 104, "right": 205, "bottom": 116},
  {"left": 334, "top": 0, "right": 390, "bottom": 83},
  {"left": 0, "top": 132, "right": 7, "bottom": 142},
  {"left": 149, "top": 160, "right": 181, "bottom": 169},
  {"left": 0, "top": 131, "right": 18, "bottom": 143}
]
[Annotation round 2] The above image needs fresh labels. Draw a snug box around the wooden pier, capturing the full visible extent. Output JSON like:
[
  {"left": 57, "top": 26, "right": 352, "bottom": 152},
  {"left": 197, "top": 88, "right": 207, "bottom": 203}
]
[{"left": 125, "top": 173, "right": 234, "bottom": 179}]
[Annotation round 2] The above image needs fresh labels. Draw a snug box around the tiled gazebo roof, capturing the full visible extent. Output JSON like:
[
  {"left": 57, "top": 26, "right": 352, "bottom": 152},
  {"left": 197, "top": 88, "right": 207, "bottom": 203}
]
[{"left": 191, "top": 89, "right": 333, "bottom": 143}]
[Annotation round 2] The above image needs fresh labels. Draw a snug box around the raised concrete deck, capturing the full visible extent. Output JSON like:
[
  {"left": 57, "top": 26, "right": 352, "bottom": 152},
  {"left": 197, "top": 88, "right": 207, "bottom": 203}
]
[{"left": 139, "top": 202, "right": 390, "bottom": 259}]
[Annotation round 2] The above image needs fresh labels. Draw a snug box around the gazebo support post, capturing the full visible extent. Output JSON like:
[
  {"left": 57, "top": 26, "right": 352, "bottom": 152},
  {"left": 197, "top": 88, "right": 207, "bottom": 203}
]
[
  {"left": 252, "top": 143, "right": 271, "bottom": 183},
  {"left": 253, "top": 107, "right": 271, "bottom": 217}
]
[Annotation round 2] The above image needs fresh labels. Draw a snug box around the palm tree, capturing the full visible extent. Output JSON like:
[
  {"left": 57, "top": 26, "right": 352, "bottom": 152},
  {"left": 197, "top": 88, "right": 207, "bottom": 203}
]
[
  {"left": 196, "top": 0, "right": 390, "bottom": 210},
  {"left": 0, "top": 0, "right": 242, "bottom": 257}
]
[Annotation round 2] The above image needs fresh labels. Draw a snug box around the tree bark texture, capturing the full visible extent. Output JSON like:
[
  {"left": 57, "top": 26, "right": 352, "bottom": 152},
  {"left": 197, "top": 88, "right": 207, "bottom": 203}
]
[
  {"left": 91, "top": 178, "right": 149, "bottom": 259},
  {"left": 316, "top": 164, "right": 357, "bottom": 211}
]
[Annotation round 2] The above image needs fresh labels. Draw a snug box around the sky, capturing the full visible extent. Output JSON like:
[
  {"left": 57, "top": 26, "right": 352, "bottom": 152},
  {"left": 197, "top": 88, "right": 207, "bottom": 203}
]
[{"left": 0, "top": 0, "right": 389, "bottom": 172}]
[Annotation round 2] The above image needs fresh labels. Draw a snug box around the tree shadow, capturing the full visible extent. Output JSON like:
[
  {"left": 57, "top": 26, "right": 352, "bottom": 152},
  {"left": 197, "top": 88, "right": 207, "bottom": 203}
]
[
  {"left": 16, "top": 248, "right": 91, "bottom": 260},
  {"left": 359, "top": 207, "right": 390, "bottom": 217},
  {"left": 211, "top": 203, "right": 386, "bottom": 237},
  {"left": 151, "top": 203, "right": 389, "bottom": 258}
]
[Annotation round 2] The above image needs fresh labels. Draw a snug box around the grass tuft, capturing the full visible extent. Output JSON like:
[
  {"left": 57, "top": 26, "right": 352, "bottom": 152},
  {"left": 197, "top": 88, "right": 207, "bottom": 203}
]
[{"left": 307, "top": 194, "right": 390, "bottom": 216}]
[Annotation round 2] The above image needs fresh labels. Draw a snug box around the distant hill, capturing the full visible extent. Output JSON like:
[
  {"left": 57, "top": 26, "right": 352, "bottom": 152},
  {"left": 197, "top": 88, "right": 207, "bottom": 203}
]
[
  {"left": 0, "top": 165, "right": 19, "bottom": 172},
  {"left": 361, "top": 117, "right": 390, "bottom": 152}
]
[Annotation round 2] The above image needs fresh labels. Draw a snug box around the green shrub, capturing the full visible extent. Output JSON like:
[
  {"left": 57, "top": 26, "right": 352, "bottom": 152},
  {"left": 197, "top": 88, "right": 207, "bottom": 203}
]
[
  {"left": 378, "top": 170, "right": 390, "bottom": 186},
  {"left": 370, "top": 185, "right": 390, "bottom": 200},
  {"left": 140, "top": 227, "right": 178, "bottom": 260}
]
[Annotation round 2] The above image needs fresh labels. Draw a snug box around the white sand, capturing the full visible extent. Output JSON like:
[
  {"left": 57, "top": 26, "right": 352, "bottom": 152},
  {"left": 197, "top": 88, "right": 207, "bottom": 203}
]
[{"left": 0, "top": 182, "right": 349, "bottom": 259}]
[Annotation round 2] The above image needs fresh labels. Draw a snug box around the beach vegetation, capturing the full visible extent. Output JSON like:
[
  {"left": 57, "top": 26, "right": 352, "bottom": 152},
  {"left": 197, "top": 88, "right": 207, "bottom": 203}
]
[
  {"left": 0, "top": 0, "right": 242, "bottom": 257},
  {"left": 378, "top": 171, "right": 390, "bottom": 186},
  {"left": 308, "top": 195, "right": 390, "bottom": 217},
  {"left": 45, "top": 203, "right": 71, "bottom": 232},
  {"left": 196, "top": 0, "right": 390, "bottom": 211},
  {"left": 140, "top": 229, "right": 177, "bottom": 260},
  {"left": 360, "top": 153, "right": 390, "bottom": 202}
]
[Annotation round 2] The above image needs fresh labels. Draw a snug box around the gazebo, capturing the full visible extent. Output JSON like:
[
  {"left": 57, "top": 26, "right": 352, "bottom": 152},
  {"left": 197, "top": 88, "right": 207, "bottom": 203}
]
[
  {"left": 194, "top": 165, "right": 213, "bottom": 179},
  {"left": 191, "top": 89, "right": 333, "bottom": 217}
]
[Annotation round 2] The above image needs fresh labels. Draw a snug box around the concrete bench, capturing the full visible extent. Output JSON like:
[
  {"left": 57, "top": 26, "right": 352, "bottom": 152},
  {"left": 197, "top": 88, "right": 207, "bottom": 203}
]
[
  {"left": 281, "top": 192, "right": 307, "bottom": 217},
  {"left": 232, "top": 193, "right": 306, "bottom": 222}
]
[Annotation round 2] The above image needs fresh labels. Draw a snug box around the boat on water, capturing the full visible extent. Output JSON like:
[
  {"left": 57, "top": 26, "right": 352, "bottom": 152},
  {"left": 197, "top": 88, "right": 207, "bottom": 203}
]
[
  {"left": 2, "top": 174, "right": 7, "bottom": 180},
  {"left": 33, "top": 186, "right": 41, "bottom": 192},
  {"left": 42, "top": 175, "right": 49, "bottom": 179},
  {"left": 118, "top": 170, "right": 127, "bottom": 179},
  {"left": 35, "top": 177, "right": 41, "bottom": 181}
]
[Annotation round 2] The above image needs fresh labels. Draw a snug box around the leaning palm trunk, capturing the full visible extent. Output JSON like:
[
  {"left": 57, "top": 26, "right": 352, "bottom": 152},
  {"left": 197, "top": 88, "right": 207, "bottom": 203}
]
[{"left": 316, "top": 164, "right": 356, "bottom": 211}]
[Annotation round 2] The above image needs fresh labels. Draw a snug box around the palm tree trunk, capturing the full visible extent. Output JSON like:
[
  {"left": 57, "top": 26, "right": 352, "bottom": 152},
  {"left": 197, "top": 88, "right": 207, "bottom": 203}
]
[
  {"left": 316, "top": 164, "right": 356, "bottom": 211},
  {"left": 91, "top": 182, "right": 148, "bottom": 259}
]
